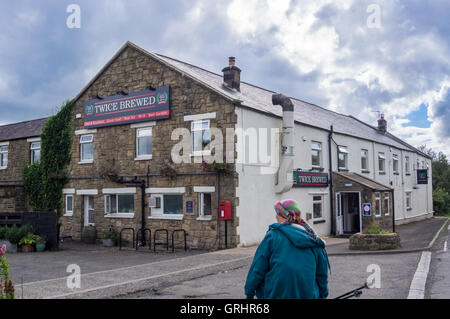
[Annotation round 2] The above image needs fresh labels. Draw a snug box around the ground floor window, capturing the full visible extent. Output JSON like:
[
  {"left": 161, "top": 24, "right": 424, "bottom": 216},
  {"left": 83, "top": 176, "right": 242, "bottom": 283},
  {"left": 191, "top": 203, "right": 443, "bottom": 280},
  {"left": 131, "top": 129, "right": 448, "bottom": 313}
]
[
  {"left": 65, "top": 195, "right": 73, "bottom": 215},
  {"left": 198, "top": 193, "right": 212, "bottom": 217},
  {"left": 105, "top": 194, "right": 135, "bottom": 214},
  {"left": 405, "top": 192, "right": 412, "bottom": 210},
  {"left": 374, "top": 192, "right": 382, "bottom": 217},
  {"left": 312, "top": 195, "right": 323, "bottom": 219},
  {"left": 383, "top": 192, "right": 390, "bottom": 216},
  {"left": 150, "top": 194, "right": 184, "bottom": 216}
]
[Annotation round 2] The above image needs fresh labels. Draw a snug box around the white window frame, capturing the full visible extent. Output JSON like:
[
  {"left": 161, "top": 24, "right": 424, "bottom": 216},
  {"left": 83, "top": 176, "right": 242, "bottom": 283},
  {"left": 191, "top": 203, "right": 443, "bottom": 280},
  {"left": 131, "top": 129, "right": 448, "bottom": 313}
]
[
  {"left": 393, "top": 154, "right": 399, "bottom": 174},
  {"left": 191, "top": 120, "right": 211, "bottom": 156},
  {"left": 149, "top": 192, "right": 185, "bottom": 220},
  {"left": 405, "top": 192, "right": 412, "bottom": 210},
  {"left": 0, "top": 145, "right": 8, "bottom": 169},
  {"left": 383, "top": 192, "right": 390, "bottom": 216},
  {"left": 312, "top": 195, "right": 324, "bottom": 220},
  {"left": 378, "top": 153, "right": 386, "bottom": 173},
  {"left": 375, "top": 192, "right": 382, "bottom": 217},
  {"left": 30, "top": 142, "right": 41, "bottom": 164},
  {"left": 80, "top": 134, "right": 94, "bottom": 163},
  {"left": 338, "top": 146, "right": 348, "bottom": 170},
  {"left": 361, "top": 149, "right": 369, "bottom": 171},
  {"left": 135, "top": 127, "right": 153, "bottom": 160},
  {"left": 311, "top": 141, "right": 322, "bottom": 168},
  {"left": 65, "top": 194, "right": 74, "bottom": 216},
  {"left": 104, "top": 193, "right": 135, "bottom": 217}
]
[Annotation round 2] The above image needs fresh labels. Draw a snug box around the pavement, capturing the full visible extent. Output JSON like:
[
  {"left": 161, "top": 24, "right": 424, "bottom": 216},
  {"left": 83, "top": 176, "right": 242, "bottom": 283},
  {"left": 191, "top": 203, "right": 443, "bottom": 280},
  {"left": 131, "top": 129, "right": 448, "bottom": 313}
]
[{"left": 7, "top": 216, "right": 448, "bottom": 299}]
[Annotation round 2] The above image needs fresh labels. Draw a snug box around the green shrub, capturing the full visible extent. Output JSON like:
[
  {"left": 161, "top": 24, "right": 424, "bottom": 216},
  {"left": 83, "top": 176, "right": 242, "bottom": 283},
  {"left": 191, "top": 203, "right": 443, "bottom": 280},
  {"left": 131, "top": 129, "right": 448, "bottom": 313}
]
[
  {"left": 101, "top": 227, "right": 118, "bottom": 244},
  {"left": 363, "top": 223, "right": 392, "bottom": 235},
  {"left": 5, "top": 225, "right": 30, "bottom": 244},
  {"left": 0, "top": 227, "right": 7, "bottom": 240},
  {"left": 18, "top": 233, "right": 40, "bottom": 246}
]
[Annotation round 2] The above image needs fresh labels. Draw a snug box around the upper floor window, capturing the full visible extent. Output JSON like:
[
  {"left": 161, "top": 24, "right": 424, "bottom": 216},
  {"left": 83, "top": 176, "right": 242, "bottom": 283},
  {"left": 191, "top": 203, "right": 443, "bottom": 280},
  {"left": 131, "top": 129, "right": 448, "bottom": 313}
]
[
  {"left": 0, "top": 146, "right": 8, "bottom": 168},
  {"left": 405, "top": 156, "right": 410, "bottom": 174},
  {"left": 191, "top": 120, "right": 211, "bottom": 156},
  {"left": 338, "top": 146, "right": 348, "bottom": 170},
  {"left": 361, "top": 149, "right": 369, "bottom": 171},
  {"left": 80, "top": 135, "right": 94, "bottom": 162},
  {"left": 136, "top": 127, "right": 153, "bottom": 159},
  {"left": 30, "top": 142, "right": 41, "bottom": 164},
  {"left": 378, "top": 152, "right": 386, "bottom": 173},
  {"left": 311, "top": 141, "right": 322, "bottom": 167},
  {"left": 393, "top": 154, "right": 399, "bottom": 174}
]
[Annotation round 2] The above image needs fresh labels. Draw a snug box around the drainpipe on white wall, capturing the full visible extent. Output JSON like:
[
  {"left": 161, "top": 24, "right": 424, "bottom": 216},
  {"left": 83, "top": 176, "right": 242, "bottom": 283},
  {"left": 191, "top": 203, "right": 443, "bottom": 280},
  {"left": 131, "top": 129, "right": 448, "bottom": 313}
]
[{"left": 272, "top": 93, "right": 295, "bottom": 194}]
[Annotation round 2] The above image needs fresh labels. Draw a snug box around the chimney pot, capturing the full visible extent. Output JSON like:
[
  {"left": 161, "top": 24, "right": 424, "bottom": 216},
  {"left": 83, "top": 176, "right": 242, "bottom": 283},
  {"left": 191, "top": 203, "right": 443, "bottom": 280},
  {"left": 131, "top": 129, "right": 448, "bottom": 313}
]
[
  {"left": 222, "top": 57, "right": 241, "bottom": 91},
  {"left": 377, "top": 113, "right": 387, "bottom": 133}
]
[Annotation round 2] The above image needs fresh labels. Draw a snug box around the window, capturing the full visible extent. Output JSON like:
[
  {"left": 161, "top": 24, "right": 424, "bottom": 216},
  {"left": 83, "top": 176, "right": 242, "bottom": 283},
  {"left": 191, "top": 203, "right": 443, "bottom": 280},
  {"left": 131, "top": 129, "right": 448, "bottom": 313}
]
[
  {"left": 374, "top": 192, "right": 382, "bottom": 217},
  {"left": 191, "top": 120, "right": 211, "bottom": 156},
  {"left": 164, "top": 195, "right": 183, "bottom": 215},
  {"left": 383, "top": 192, "right": 390, "bottom": 216},
  {"left": 30, "top": 142, "right": 41, "bottom": 164},
  {"left": 105, "top": 194, "right": 135, "bottom": 215},
  {"left": 65, "top": 195, "right": 74, "bottom": 215},
  {"left": 80, "top": 135, "right": 94, "bottom": 162},
  {"left": 199, "top": 193, "right": 212, "bottom": 217},
  {"left": 378, "top": 153, "right": 386, "bottom": 173},
  {"left": 405, "top": 156, "right": 410, "bottom": 174},
  {"left": 393, "top": 154, "right": 399, "bottom": 174},
  {"left": 361, "top": 149, "right": 368, "bottom": 171},
  {"left": 313, "top": 195, "right": 323, "bottom": 219},
  {"left": 311, "top": 142, "right": 322, "bottom": 167},
  {"left": 0, "top": 146, "right": 8, "bottom": 168},
  {"left": 405, "top": 192, "right": 412, "bottom": 210},
  {"left": 338, "top": 146, "right": 348, "bottom": 170},
  {"left": 136, "top": 127, "right": 152, "bottom": 159}
]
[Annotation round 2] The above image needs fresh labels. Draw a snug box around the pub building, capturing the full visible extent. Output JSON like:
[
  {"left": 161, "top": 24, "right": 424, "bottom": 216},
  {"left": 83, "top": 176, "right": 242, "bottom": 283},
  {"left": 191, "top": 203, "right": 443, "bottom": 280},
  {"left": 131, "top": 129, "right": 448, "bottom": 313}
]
[{"left": 0, "top": 42, "right": 433, "bottom": 249}]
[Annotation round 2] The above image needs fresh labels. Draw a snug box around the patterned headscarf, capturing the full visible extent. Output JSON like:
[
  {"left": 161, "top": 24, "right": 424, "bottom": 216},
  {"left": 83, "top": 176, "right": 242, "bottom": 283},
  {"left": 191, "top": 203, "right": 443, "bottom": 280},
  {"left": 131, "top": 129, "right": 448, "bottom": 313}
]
[{"left": 274, "top": 199, "right": 315, "bottom": 236}]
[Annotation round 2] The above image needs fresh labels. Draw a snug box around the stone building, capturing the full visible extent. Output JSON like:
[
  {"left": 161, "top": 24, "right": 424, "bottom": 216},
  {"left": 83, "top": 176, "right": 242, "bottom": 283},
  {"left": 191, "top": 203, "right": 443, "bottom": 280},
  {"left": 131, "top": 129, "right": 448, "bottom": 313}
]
[{"left": 0, "top": 41, "right": 433, "bottom": 249}]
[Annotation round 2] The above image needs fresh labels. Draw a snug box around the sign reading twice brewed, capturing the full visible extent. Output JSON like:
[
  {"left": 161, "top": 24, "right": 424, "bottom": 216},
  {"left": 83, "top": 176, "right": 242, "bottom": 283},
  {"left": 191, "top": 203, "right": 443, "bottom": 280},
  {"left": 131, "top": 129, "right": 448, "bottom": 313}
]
[
  {"left": 84, "top": 86, "right": 170, "bottom": 128},
  {"left": 293, "top": 171, "right": 329, "bottom": 188}
]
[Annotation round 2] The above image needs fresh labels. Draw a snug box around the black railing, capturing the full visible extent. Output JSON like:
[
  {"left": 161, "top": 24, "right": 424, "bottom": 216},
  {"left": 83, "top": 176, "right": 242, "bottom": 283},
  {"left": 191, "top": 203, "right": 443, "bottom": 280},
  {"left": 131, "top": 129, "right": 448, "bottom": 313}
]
[
  {"left": 153, "top": 229, "right": 169, "bottom": 252},
  {"left": 171, "top": 229, "right": 187, "bottom": 253},
  {"left": 136, "top": 228, "right": 151, "bottom": 251}
]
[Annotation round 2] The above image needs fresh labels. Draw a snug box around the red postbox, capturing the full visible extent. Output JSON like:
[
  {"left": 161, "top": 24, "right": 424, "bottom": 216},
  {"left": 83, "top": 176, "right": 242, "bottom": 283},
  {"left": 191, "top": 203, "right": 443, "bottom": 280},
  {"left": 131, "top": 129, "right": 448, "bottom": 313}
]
[{"left": 219, "top": 201, "right": 232, "bottom": 220}]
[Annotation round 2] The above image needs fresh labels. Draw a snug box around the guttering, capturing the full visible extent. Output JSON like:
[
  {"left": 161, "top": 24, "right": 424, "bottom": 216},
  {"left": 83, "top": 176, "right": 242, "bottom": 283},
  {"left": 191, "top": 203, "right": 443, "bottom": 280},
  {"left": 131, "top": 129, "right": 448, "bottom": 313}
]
[{"left": 328, "top": 125, "right": 334, "bottom": 236}]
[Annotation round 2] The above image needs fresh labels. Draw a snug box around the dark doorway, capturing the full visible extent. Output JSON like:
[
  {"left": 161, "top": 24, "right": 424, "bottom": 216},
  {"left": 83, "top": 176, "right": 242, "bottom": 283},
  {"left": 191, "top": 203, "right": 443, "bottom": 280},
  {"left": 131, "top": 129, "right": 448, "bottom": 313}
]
[{"left": 341, "top": 192, "right": 360, "bottom": 234}]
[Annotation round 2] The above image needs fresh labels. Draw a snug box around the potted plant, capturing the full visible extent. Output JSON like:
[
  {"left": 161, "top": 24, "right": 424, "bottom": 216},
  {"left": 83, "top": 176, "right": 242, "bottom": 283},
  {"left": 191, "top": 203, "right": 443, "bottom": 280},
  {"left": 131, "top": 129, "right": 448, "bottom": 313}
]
[
  {"left": 102, "top": 227, "right": 118, "bottom": 247},
  {"left": 18, "top": 233, "right": 40, "bottom": 253},
  {"left": 36, "top": 236, "right": 47, "bottom": 252}
]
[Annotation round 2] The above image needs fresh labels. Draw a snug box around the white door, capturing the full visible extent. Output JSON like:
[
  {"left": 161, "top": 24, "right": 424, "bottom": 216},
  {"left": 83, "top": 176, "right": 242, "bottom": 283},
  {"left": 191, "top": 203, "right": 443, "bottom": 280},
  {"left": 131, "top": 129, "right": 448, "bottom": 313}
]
[
  {"left": 84, "top": 196, "right": 95, "bottom": 226},
  {"left": 336, "top": 193, "right": 343, "bottom": 235}
]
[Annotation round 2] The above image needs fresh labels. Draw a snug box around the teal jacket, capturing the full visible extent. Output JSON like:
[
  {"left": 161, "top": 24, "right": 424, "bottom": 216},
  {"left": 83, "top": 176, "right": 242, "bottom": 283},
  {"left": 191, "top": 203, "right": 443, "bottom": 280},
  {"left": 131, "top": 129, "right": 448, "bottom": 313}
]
[{"left": 244, "top": 223, "right": 330, "bottom": 299}]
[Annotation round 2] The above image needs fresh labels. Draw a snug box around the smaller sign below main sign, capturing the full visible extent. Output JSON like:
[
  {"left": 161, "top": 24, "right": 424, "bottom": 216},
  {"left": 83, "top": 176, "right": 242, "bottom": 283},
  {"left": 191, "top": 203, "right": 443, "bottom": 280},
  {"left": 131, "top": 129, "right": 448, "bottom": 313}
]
[
  {"left": 362, "top": 203, "right": 372, "bottom": 217},
  {"left": 185, "top": 200, "right": 194, "bottom": 215},
  {"left": 293, "top": 171, "right": 329, "bottom": 188},
  {"left": 417, "top": 169, "right": 428, "bottom": 184}
]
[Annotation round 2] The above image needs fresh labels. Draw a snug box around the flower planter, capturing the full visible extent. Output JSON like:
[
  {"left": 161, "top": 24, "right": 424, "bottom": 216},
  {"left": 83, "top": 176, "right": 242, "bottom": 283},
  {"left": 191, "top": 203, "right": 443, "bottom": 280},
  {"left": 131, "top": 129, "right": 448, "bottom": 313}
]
[
  {"left": 0, "top": 240, "right": 17, "bottom": 253},
  {"left": 102, "top": 239, "right": 115, "bottom": 247},
  {"left": 36, "top": 243, "right": 46, "bottom": 252},
  {"left": 21, "top": 244, "right": 35, "bottom": 253}
]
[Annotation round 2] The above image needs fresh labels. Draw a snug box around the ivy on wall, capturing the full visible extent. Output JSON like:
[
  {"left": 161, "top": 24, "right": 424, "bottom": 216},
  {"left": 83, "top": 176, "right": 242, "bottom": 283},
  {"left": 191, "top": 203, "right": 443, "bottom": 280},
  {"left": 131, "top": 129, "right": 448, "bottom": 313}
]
[{"left": 23, "top": 100, "right": 74, "bottom": 218}]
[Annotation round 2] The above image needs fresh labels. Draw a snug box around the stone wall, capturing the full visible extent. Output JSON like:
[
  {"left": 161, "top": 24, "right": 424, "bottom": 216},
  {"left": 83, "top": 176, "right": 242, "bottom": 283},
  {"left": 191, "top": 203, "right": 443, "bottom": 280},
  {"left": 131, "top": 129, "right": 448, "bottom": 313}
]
[
  {"left": 349, "top": 233, "right": 401, "bottom": 250},
  {"left": 60, "top": 45, "right": 239, "bottom": 249}
]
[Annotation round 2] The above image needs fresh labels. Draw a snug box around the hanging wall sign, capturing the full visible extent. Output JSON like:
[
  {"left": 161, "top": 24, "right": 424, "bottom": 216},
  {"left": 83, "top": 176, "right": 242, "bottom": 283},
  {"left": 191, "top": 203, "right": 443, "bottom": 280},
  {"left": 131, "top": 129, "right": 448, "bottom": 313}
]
[
  {"left": 417, "top": 169, "right": 428, "bottom": 184},
  {"left": 362, "top": 203, "right": 372, "bottom": 217},
  {"left": 84, "top": 86, "right": 170, "bottom": 128},
  {"left": 293, "top": 171, "right": 329, "bottom": 188}
]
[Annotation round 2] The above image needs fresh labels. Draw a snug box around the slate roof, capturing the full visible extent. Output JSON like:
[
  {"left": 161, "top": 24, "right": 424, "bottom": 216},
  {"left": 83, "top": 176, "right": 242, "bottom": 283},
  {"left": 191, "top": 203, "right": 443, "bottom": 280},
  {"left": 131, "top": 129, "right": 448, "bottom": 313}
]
[
  {"left": 334, "top": 172, "right": 392, "bottom": 191},
  {"left": 154, "top": 51, "right": 426, "bottom": 156},
  {"left": 0, "top": 118, "right": 48, "bottom": 142}
]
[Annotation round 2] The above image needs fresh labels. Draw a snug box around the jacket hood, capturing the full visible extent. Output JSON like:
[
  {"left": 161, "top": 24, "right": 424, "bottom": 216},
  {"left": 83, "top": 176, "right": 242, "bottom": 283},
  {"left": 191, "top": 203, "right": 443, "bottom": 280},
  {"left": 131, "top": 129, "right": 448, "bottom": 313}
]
[{"left": 269, "top": 223, "right": 326, "bottom": 249}]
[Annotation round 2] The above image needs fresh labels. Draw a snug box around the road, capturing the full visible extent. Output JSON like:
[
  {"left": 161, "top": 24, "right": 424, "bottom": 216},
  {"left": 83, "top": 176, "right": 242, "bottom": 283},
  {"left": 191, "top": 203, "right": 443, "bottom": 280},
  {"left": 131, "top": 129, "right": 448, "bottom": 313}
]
[
  {"left": 427, "top": 221, "right": 450, "bottom": 299},
  {"left": 122, "top": 251, "right": 423, "bottom": 299}
]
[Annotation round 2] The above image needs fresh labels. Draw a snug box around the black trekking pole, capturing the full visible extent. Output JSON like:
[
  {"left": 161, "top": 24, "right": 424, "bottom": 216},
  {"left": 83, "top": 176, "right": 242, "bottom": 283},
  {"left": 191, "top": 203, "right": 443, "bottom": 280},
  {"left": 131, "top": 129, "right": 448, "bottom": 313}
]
[{"left": 334, "top": 283, "right": 369, "bottom": 299}]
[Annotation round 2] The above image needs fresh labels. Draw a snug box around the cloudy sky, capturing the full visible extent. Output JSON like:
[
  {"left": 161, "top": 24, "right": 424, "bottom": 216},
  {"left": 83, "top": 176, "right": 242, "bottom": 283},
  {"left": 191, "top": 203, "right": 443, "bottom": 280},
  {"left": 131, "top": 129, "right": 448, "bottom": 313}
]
[{"left": 0, "top": 0, "right": 449, "bottom": 155}]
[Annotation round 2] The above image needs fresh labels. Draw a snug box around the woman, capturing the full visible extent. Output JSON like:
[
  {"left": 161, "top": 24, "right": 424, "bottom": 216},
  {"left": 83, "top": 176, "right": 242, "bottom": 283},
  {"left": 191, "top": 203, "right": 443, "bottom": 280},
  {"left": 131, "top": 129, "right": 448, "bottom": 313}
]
[{"left": 244, "top": 199, "right": 330, "bottom": 299}]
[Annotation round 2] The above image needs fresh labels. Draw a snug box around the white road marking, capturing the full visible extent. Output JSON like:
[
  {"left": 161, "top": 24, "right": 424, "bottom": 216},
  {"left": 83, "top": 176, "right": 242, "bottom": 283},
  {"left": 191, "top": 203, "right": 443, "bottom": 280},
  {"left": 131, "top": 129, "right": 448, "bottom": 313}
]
[
  {"left": 444, "top": 241, "right": 448, "bottom": 252},
  {"left": 407, "top": 251, "right": 432, "bottom": 299}
]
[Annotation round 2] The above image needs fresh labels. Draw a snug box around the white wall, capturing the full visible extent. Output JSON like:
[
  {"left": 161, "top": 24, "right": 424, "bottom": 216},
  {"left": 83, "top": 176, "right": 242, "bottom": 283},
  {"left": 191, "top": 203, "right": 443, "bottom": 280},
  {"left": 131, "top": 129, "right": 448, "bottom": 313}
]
[{"left": 235, "top": 107, "right": 433, "bottom": 246}]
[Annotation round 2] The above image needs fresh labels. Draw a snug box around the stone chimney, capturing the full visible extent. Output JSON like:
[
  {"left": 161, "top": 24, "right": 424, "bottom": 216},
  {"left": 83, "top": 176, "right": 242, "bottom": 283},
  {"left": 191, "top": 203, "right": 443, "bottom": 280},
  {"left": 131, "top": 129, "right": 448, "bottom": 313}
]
[
  {"left": 222, "top": 57, "right": 241, "bottom": 91},
  {"left": 377, "top": 113, "right": 387, "bottom": 133}
]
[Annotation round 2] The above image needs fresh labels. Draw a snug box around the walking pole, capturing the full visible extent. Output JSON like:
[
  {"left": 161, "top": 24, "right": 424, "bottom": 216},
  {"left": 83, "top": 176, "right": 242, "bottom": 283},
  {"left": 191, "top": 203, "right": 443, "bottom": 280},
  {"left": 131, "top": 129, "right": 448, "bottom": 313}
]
[{"left": 334, "top": 283, "right": 369, "bottom": 299}]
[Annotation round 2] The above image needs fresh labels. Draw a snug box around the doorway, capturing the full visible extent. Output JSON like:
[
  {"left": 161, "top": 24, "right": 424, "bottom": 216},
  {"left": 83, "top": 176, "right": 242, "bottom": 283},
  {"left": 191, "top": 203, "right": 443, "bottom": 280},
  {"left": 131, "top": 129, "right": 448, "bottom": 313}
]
[
  {"left": 84, "top": 195, "right": 95, "bottom": 226},
  {"left": 336, "top": 192, "right": 361, "bottom": 235}
]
